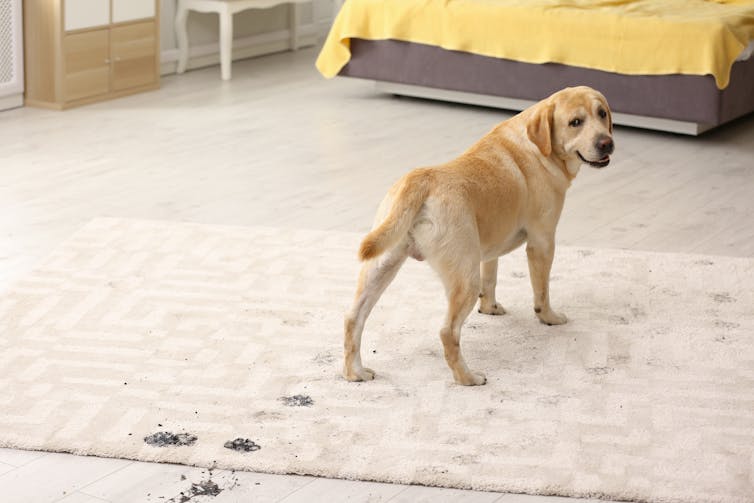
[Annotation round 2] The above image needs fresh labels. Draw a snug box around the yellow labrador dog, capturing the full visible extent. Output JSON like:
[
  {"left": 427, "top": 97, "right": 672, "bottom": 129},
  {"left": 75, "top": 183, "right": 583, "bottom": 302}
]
[{"left": 344, "top": 86, "right": 614, "bottom": 386}]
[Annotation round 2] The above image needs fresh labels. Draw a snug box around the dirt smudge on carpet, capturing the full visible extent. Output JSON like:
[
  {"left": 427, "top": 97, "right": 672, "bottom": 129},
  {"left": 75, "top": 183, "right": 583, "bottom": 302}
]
[
  {"left": 280, "top": 394, "right": 314, "bottom": 407},
  {"left": 224, "top": 438, "right": 261, "bottom": 452},
  {"left": 144, "top": 431, "right": 198, "bottom": 447}
]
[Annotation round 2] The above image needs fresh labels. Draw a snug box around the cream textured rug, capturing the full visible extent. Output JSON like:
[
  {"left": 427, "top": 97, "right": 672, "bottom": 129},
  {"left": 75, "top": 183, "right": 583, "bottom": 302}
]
[{"left": 1, "top": 218, "right": 753, "bottom": 503}]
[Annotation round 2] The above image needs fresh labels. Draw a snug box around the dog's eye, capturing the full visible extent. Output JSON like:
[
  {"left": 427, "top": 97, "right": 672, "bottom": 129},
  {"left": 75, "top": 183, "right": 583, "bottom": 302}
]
[
  {"left": 598, "top": 108, "right": 607, "bottom": 119},
  {"left": 569, "top": 118, "right": 582, "bottom": 127}
]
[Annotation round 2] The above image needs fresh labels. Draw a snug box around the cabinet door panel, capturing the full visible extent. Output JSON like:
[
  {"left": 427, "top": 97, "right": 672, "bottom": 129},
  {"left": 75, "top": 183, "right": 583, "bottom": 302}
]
[
  {"left": 111, "top": 21, "right": 157, "bottom": 91},
  {"left": 64, "top": 0, "right": 110, "bottom": 31},
  {"left": 112, "top": 0, "right": 155, "bottom": 23},
  {"left": 64, "top": 29, "right": 110, "bottom": 101}
]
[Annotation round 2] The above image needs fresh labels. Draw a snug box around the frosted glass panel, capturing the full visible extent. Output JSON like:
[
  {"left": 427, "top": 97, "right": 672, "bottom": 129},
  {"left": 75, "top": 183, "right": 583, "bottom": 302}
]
[
  {"left": 0, "top": 0, "right": 24, "bottom": 96},
  {"left": 112, "top": 0, "right": 155, "bottom": 23},
  {"left": 64, "top": 0, "right": 109, "bottom": 31}
]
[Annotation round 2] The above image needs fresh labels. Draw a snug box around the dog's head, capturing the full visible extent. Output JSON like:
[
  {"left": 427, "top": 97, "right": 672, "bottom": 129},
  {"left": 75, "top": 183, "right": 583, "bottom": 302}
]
[{"left": 526, "top": 86, "right": 614, "bottom": 170}]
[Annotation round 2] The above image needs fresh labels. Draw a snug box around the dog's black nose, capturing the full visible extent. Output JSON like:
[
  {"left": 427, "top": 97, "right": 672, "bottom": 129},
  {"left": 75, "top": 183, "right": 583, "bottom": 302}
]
[{"left": 596, "top": 136, "right": 614, "bottom": 156}]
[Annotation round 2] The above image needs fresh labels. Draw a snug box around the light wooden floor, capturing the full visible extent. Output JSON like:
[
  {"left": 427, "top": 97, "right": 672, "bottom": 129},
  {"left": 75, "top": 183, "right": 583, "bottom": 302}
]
[{"left": 1, "top": 47, "right": 753, "bottom": 502}]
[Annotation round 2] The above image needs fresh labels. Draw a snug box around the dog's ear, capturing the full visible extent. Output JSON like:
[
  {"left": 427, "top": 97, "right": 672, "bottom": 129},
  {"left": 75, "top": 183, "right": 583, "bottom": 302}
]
[{"left": 526, "top": 103, "right": 554, "bottom": 157}]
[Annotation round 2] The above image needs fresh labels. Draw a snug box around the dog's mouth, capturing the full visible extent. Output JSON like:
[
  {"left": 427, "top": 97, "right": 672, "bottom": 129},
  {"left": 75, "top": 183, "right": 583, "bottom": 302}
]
[{"left": 577, "top": 151, "right": 610, "bottom": 168}]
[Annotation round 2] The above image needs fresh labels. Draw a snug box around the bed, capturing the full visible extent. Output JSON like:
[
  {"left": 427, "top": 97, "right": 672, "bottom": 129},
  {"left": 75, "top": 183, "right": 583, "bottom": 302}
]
[{"left": 316, "top": 0, "right": 754, "bottom": 135}]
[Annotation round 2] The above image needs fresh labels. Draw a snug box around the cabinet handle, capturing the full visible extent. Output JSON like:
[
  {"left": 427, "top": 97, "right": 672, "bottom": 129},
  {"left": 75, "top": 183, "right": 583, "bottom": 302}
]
[{"left": 104, "top": 58, "right": 110, "bottom": 64}]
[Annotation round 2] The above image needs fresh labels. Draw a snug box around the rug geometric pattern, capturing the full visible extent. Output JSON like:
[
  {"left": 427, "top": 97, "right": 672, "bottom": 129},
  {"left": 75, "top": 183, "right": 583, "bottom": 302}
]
[{"left": 0, "top": 219, "right": 752, "bottom": 502}]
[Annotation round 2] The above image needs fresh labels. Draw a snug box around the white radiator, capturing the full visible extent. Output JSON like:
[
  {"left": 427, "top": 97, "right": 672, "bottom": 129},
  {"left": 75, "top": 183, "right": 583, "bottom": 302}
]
[{"left": 0, "top": 0, "right": 23, "bottom": 110}]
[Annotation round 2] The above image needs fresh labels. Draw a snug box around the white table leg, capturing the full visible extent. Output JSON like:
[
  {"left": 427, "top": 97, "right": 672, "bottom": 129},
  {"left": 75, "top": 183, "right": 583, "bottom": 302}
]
[
  {"left": 289, "top": 3, "right": 300, "bottom": 51},
  {"left": 175, "top": 0, "right": 190, "bottom": 74},
  {"left": 219, "top": 5, "right": 233, "bottom": 80}
]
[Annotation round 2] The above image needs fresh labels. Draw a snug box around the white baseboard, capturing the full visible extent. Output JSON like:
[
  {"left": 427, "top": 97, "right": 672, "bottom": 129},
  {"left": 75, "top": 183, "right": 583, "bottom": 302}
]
[
  {"left": 374, "top": 81, "right": 712, "bottom": 136},
  {"left": 0, "top": 93, "right": 23, "bottom": 111},
  {"left": 160, "top": 24, "right": 321, "bottom": 76}
]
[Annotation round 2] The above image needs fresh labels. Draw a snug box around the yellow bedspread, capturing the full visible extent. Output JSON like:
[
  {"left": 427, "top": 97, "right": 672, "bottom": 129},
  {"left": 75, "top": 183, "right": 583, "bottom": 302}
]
[{"left": 316, "top": 0, "right": 754, "bottom": 89}]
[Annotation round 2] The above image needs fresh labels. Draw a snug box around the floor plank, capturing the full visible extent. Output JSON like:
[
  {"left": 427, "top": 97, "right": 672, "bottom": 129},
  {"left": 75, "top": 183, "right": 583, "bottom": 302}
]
[
  {"left": 56, "top": 492, "right": 109, "bottom": 503},
  {"left": 0, "top": 453, "right": 130, "bottom": 503},
  {"left": 0, "top": 448, "right": 48, "bottom": 468},
  {"left": 211, "top": 472, "right": 314, "bottom": 503},
  {"left": 0, "top": 461, "right": 15, "bottom": 477},
  {"left": 78, "top": 461, "right": 207, "bottom": 502},
  {"left": 278, "top": 477, "right": 406, "bottom": 503},
  {"left": 388, "top": 485, "right": 503, "bottom": 502}
]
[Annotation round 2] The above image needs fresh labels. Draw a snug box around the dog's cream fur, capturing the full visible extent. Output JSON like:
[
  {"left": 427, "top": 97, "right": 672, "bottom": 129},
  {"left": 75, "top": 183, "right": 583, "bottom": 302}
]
[{"left": 344, "top": 86, "right": 614, "bottom": 386}]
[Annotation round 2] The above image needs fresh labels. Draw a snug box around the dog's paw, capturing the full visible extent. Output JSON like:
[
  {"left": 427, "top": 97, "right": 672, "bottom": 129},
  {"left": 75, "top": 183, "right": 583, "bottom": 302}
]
[
  {"left": 536, "top": 309, "right": 567, "bottom": 326},
  {"left": 455, "top": 371, "right": 487, "bottom": 386},
  {"left": 478, "top": 301, "right": 506, "bottom": 316},
  {"left": 343, "top": 366, "right": 376, "bottom": 382}
]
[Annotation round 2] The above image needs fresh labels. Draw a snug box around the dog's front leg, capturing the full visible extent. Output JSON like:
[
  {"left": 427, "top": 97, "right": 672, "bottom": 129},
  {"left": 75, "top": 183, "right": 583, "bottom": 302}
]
[
  {"left": 478, "top": 259, "right": 506, "bottom": 315},
  {"left": 526, "top": 237, "right": 567, "bottom": 326}
]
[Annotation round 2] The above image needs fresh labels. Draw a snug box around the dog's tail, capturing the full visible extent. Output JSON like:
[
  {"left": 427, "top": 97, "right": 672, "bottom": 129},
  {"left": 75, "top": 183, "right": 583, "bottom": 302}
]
[{"left": 359, "top": 169, "right": 432, "bottom": 261}]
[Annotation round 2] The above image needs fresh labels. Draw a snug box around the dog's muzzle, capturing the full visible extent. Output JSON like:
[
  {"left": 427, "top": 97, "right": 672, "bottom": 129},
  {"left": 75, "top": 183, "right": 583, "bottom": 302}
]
[{"left": 578, "top": 135, "right": 614, "bottom": 168}]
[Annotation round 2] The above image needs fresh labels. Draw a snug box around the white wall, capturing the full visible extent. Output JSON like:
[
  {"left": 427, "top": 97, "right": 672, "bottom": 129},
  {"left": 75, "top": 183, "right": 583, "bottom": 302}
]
[{"left": 159, "top": 0, "right": 336, "bottom": 74}]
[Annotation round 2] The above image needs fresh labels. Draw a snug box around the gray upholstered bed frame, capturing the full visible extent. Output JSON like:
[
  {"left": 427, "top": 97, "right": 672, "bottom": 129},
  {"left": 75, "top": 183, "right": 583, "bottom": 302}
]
[{"left": 339, "top": 39, "right": 754, "bottom": 135}]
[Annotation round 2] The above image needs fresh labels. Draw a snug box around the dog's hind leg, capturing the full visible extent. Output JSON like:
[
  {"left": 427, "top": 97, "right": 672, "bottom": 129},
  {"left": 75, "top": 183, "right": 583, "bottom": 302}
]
[
  {"left": 478, "top": 259, "right": 506, "bottom": 315},
  {"left": 436, "top": 257, "right": 487, "bottom": 386},
  {"left": 344, "top": 248, "right": 407, "bottom": 382}
]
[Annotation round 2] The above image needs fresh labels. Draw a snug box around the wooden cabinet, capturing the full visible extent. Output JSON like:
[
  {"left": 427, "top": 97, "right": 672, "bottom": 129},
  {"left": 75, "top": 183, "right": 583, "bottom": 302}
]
[
  {"left": 111, "top": 21, "right": 158, "bottom": 91},
  {"left": 24, "top": 0, "right": 159, "bottom": 109},
  {"left": 63, "top": 29, "right": 110, "bottom": 101}
]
